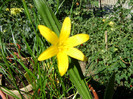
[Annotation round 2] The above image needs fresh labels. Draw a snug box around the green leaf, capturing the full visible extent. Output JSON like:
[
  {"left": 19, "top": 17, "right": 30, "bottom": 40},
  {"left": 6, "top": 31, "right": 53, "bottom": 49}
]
[
  {"left": 68, "top": 58, "right": 92, "bottom": 99},
  {"left": 104, "top": 72, "right": 115, "bottom": 99},
  {"left": 33, "top": 0, "right": 61, "bottom": 36}
]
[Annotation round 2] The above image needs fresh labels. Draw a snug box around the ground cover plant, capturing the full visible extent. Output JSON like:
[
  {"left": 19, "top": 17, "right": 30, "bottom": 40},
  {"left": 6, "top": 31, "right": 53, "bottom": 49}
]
[{"left": 0, "top": 0, "right": 133, "bottom": 99}]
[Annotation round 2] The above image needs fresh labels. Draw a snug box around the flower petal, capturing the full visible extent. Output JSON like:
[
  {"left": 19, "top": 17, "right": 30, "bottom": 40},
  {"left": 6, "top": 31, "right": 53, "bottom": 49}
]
[
  {"left": 59, "top": 17, "right": 71, "bottom": 42},
  {"left": 67, "top": 48, "right": 85, "bottom": 61},
  {"left": 38, "top": 25, "right": 59, "bottom": 45},
  {"left": 65, "top": 34, "right": 89, "bottom": 47},
  {"left": 57, "top": 52, "right": 69, "bottom": 76},
  {"left": 38, "top": 46, "right": 58, "bottom": 61}
]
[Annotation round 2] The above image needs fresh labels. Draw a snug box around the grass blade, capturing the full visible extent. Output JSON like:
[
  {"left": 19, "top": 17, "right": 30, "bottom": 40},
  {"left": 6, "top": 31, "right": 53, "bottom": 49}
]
[{"left": 104, "top": 72, "right": 115, "bottom": 99}]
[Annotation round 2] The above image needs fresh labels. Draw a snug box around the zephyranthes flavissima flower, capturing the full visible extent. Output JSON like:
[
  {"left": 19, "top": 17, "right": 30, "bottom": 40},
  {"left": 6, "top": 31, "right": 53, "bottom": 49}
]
[{"left": 38, "top": 17, "right": 89, "bottom": 76}]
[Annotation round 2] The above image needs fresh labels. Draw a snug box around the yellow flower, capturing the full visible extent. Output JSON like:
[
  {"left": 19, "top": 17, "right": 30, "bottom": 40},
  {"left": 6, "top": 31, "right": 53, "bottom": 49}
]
[
  {"left": 38, "top": 17, "right": 89, "bottom": 76},
  {"left": 10, "top": 8, "right": 24, "bottom": 16},
  {"left": 3, "top": 30, "right": 6, "bottom": 33},
  {"left": 108, "top": 21, "right": 114, "bottom": 27},
  {"left": 102, "top": 19, "right": 105, "bottom": 22},
  {"left": 6, "top": 8, "right": 9, "bottom": 11}
]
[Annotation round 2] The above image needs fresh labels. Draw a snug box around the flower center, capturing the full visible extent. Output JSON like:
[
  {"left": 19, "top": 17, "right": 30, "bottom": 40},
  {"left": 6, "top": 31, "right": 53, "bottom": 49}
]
[{"left": 57, "top": 41, "right": 68, "bottom": 52}]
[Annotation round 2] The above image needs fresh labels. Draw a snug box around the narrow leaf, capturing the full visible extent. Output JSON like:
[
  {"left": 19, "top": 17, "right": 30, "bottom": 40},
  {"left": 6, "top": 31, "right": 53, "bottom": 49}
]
[
  {"left": 33, "top": 0, "right": 61, "bottom": 36},
  {"left": 68, "top": 58, "right": 92, "bottom": 99},
  {"left": 104, "top": 72, "right": 115, "bottom": 99}
]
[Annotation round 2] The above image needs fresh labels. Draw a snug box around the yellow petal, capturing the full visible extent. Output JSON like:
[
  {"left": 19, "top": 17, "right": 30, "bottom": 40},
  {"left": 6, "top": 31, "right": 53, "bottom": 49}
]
[
  {"left": 65, "top": 34, "right": 89, "bottom": 47},
  {"left": 57, "top": 52, "right": 69, "bottom": 76},
  {"left": 59, "top": 17, "right": 71, "bottom": 42},
  {"left": 67, "top": 48, "right": 85, "bottom": 61},
  {"left": 38, "top": 46, "right": 58, "bottom": 61},
  {"left": 38, "top": 25, "right": 59, "bottom": 45}
]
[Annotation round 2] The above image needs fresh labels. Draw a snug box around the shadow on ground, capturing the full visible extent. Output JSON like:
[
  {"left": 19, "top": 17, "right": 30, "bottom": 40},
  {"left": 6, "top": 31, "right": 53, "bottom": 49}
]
[{"left": 89, "top": 79, "right": 133, "bottom": 99}]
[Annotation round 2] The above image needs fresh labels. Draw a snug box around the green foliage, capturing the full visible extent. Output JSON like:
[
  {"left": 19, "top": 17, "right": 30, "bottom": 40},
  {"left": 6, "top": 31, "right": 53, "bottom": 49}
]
[
  {"left": 0, "top": 0, "right": 133, "bottom": 98},
  {"left": 61, "top": 0, "right": 133, "bottom": 89}
]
